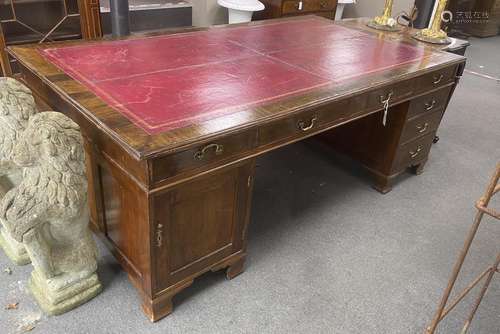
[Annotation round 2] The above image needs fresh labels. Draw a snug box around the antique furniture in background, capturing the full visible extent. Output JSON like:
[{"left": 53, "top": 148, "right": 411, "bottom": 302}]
[
  {"left": 78, "top": 0, "right": 103, "bottom": 39},
  {"left": 0, "top": 0, "right": 102, "bottom": 75},
  {"left": 426, "top": 163, "right": 500, "bottom": 334},
  {"left": 8, "top": 16, "right": 465, "bottom": 321},
  {"left": 446, "top": 0, "right": 500, "bottom": 37},
  {"left": 254, "top": 0, "right": 338, "bottom": 19}
]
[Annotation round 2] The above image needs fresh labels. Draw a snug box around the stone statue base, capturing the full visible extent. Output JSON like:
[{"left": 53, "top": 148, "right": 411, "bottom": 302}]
[
  {"left": 0, "top": 228, "right": 30, "bottom": 265},
  {"left": 1, "top": 111, "right": 102, "bottom": 316},
  {"left": 29, "top": 270, "right": 102, "bottom": 315}
]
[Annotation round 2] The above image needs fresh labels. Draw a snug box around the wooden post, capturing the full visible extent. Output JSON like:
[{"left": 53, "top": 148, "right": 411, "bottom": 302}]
[
  {"left": 0, "top": 23, "right": 12, "bottom": 76},
  {"left": 78, "top": 0, "right": 103, "bottom": 39}
]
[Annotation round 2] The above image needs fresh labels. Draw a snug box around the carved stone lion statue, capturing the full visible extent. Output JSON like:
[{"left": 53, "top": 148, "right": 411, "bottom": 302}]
[
  {"left": 1, "top": 111, "right": 102, "bottom": 315},
  {"left": 0, "top": 77, "right": 38, "bottom": 265}
]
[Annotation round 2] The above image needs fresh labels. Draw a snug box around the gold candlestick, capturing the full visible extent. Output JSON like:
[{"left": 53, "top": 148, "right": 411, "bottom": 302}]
[
  {"left": 413, "top": 0, "right": 451, "bottom": 44},
  {"left": 367, "top": 0, "right": 401, "bottom": 32}
]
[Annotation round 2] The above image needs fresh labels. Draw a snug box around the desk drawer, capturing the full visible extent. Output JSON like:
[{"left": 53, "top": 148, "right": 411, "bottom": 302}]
[
  {"left": 400, "top": 109, "right": 442, "bottom": 144},
  {"left": 354, "top": 67, "right": 456, "bottom": 115},
  {"left": 258, "top": 101, "right": 355, "bottom": 146},
  {"left": 282, "top": 0, "right": 336, "bottom": 14},
  {"left": 363, "top": 66, "right": 457, "bottom": 113},
  {"left": 259, "top": 110, "right": 329, "bottom": 146},
  {"left": 393, "top": 132, "right": 435, "bottom": 172},
  {"left": 416, "top": 66, "right": 457, "bottom": 92},
  {"left": 258, "top": 73, "right": 446, "bottom": 148},
  {"left": 151, "top": 130, "right": 257, "bottom": 183},
  {"left": 407, "top": 86, "right": 452, "bottom": 119}
]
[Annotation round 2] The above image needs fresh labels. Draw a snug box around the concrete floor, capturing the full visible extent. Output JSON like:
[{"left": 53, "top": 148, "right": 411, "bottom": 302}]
[{"left": 1, "top": 37, "right": 499, "bottom": 333}]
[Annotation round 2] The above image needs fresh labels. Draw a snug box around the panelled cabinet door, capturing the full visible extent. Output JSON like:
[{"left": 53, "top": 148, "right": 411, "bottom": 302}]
[{"left": 152, "top": 160, "right": 255, "bottom": 293}]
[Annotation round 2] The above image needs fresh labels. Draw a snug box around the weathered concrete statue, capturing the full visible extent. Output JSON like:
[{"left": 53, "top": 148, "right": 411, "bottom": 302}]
[
  {"left": 1, "top": 111, "right": 102, "bottom": 315},
  {"left": 0, "top": 77, "right": 37, "bottom": 265}
]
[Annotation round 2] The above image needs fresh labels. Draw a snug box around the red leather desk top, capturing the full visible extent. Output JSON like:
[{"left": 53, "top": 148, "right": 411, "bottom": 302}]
[{"left": 40, "top": 17, "right": 426, "bottom": 134}]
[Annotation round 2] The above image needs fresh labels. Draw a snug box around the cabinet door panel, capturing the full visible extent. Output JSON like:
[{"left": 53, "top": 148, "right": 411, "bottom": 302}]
[
  {"left": 169, "top": 171, "right": 237, "bottom": 272},
  {"left": 152, "top": 160, "right": 255, "bottom": 293}
]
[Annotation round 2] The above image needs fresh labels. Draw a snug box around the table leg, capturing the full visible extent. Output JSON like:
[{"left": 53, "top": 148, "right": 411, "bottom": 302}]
[
  {"left": 372, "top": 174, "right": 393, "bottom": 194},
  {"left": 413, "top": 159, "right": 428, "bottom": 175},
  {"left": 226, "top": 256, "right": 246, "bottom": 280}
]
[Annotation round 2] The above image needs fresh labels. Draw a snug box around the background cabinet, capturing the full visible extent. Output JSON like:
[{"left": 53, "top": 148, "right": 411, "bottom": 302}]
[
  {"left": 254, "top": 0, "right": 338, "bottom": 20},
  {"left": 446, "top": 0, "right": 500, "bottom": 37},
  {"left": 0, "top": 0, "right": 102, "bottom": 76}
]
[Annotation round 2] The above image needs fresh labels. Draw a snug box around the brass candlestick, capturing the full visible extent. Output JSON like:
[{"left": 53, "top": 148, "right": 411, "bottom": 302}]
[
  {"left": 367, "top": 0, "right": 401, "bottom": 32},
  {"left": 413, "top": 0, "right": 451, "bottom": 44}
]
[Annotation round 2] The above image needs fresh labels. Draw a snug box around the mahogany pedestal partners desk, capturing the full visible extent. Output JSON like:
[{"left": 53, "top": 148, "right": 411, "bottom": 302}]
[{"left": 8, "top": 16, "right": 466, "bottom": 321}]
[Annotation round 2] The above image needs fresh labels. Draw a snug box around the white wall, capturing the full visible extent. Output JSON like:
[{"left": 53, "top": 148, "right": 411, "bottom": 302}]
[{"left": 343, "top": 0, "right": 415, "bottom": 19}]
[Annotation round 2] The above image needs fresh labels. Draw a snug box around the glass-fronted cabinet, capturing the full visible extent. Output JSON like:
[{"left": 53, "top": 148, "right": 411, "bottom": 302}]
[
  {"left": 0, "top": 0, "right": 102, "bottom": 75},
  {"left": 0, "top": 0, "right": 193, "bottom": 76}
]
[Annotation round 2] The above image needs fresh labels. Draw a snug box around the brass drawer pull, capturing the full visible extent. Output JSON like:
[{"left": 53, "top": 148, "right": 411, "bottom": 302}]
[
  {"left": 409, "top": 146, "right": 423, "bottom": 159},
  {"left": 433, "top": 74, "right": 444, "bottom": 84},
  {"left": 297, "top": 117, "right": 317, "bottom": 131},
  {"left": 425, "top": 99, "right": 437, "bottom": 111},
  {"left": 194, "top": 143, "right": 224, "bottom": 160},
  {"left": 416, "top": 122, "right": 429, "bottom": 133},
  {"left": 320, "top": 1, "right": 328, "bottom": 8}
]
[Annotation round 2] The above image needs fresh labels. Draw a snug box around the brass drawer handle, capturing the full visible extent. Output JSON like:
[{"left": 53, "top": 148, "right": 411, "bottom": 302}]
[
  {"left": 320, "top": 1, "right": 328, "bottom": 8},
  {"left": 297, "top": 117, "right": 317, "bottom": 131},
  {"left": 194, "top": 143, "right": 224, "bottom": 160},
  {"left": 416, "top": 122, "right": 429, "bottom": 133},
  {"left": 433, "top": 74, "right": 444, "bottom": 84},
  {"left": 409, "top": 146, "right": 423, "bottom": 159},
  {"left": 425, "top": 99, "right": 437, "bottom": 111}
]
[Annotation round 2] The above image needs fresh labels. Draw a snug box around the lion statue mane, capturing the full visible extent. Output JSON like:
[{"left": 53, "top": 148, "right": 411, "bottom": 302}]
[
  {"left": 1, "top": 111, "right": 97, "bottom": 287},
  {"left": 0, "top": 77, "right": 38, "bottom": 264},
  {"left": 0, "top": 77, "right": 38, "bottom": 188}
]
